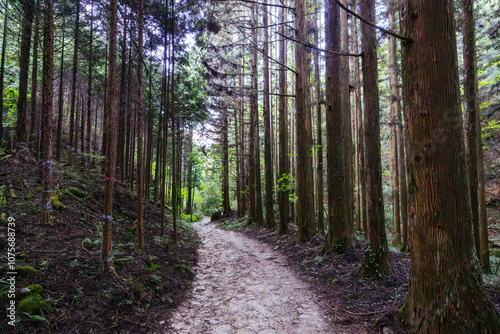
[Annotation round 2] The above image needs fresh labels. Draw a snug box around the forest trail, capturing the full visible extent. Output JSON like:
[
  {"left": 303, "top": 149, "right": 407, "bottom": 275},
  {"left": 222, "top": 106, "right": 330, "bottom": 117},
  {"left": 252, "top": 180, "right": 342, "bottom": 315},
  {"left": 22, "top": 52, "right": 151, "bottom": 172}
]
[{"left": 168, "top": 217, "right": 334, "bottom": 333}]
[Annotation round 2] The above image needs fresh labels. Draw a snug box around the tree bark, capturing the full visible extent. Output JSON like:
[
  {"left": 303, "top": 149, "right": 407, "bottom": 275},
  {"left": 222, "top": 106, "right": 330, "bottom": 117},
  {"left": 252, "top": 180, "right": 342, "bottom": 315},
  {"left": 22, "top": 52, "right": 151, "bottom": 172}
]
[
  {"left": 313, "top": 0, "right": 324, "bottom": 235},
  {"left": 117, "top": 13, "right": 128, "bottom": 180},
  {"left": 160, "top": 15, "right": 170, "bottom": 236},
  {"left": 29, "top": 0, "right": 40, "bottom": 153},
  {"left": 262, "top": 0, "right": 275, "bottom": 228},
  {"left": 399, "top": 0, "right": 500, "bottom": 331},
  {"left": 463, "top": 0, "right": 489, "bottom": 270},
  {"left": 185, "top": 128, "right": 193, "bottom": 214},
  {"left": 324, "top": 0, "right": 348, "bottom": 252},
  {"left": 359, "top": 0, "right": 392, "bottom": 277},
  {"left": 55, "top": 17, "right": 66, "bottom": 162},
  {"left": 388, "top": 4, "right": 402, "bottom": 247},
  {"left": 16, "top": 0, "right": 35, "bottom": 156},
  {"left": 0, "top": 0, "right": 7, "bottom": 144},
  {"left": 136, "top": 0, "right": 145, "bottom": 251},
  {"left": 351, "top": 0, "right": 366, "bottom": 233},
  {"left": 222, "top": 108, "right": 231, "bottom": 216},
  {"left": 69, "top": 0, "right": 80, "bottom": 153},
  {"left": 278, "top": 1, "right": 289, "bottom": 235},
  {"left": 102, "top": 0, "right": 118, "bottom": 271},
  {"left": 39, "top": 0, "right": 53, "bottom": 224},
  {"left": 171, "top": 0, "right": 178, "bottom": 244},
  {"left": 295, "top": 0, "right": 316, "bottom": 241},
  {"left": 86, "top": 1, "right": 94, "bottom": 158},
  {"left": 340, "top": 0, "right": 353, "bottom": 236},
  {"left": 248, "top": 4, "right": 260, "bottom": 225}
]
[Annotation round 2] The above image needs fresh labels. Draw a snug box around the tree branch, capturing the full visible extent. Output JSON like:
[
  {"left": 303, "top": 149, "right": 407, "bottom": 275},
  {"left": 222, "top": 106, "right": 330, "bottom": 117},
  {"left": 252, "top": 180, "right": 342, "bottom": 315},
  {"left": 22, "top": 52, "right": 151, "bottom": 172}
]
[
  {"left": 215, "top": 0, "right": 294, "bottom": 11},
  {"left": 276, "top": 31, "right": 363, "bottom": 57},
  {"left": 235, "top": 25, "right": 298, "bottom": 75},
  {"left": 332, "top": 0, "right": 412, "bottom": 42}
]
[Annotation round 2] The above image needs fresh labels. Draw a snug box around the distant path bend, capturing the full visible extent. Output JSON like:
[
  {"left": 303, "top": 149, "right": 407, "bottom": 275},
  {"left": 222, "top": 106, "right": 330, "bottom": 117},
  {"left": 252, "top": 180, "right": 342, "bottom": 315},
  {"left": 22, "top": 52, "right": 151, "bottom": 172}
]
[{"left": 168, "top": 217, "right": 333, "bottom": 333}]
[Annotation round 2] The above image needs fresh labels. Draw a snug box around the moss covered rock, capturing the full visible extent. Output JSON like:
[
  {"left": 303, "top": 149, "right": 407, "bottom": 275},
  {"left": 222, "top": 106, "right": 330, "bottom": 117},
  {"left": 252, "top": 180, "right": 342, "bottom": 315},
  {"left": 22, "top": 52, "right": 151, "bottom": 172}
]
[
  {"left": 51, "top": 196, "right": 63, "bottom": 210},
  {"left": 28, "top": 284, "right": 43, "bottom": 295},
  {"left": 14, "top": 266, "right": 38, "bottom": 278}
]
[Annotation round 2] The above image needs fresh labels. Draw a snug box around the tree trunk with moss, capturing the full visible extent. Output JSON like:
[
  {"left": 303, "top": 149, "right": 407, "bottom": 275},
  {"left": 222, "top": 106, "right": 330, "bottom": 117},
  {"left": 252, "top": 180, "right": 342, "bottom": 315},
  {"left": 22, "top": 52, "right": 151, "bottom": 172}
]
[{"left": 399, "top": 0, "right": 500, "bottom": 331}]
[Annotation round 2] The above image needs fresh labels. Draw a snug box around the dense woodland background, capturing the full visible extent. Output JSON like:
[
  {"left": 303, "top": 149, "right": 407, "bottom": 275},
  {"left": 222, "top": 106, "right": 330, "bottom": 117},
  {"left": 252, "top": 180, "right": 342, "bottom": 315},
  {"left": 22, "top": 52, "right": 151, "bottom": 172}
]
[{"left": 1, "top": 0, "right": 500, "bottom": 332}]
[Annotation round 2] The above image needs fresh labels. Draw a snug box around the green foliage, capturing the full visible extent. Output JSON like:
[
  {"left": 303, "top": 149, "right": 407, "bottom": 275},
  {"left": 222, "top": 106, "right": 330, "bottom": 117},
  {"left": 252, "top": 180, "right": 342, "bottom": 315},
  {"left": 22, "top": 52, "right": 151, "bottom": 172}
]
[{"left": 221, "top": 218, "right": 246, "bottom": 230}]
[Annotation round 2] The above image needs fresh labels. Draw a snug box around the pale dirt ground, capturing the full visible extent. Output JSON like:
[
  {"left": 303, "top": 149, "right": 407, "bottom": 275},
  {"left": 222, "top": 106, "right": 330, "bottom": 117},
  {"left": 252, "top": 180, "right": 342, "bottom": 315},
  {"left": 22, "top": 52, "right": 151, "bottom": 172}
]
[{"left": 167, "top": 217, "right": 345, "bottom": 334}]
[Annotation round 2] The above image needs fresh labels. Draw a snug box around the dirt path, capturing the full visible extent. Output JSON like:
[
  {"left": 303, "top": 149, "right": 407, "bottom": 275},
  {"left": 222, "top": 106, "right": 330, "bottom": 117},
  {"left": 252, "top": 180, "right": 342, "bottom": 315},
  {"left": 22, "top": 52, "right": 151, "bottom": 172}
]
[{"left": 168, "top": 217, "right": 334, "bottom": 333}]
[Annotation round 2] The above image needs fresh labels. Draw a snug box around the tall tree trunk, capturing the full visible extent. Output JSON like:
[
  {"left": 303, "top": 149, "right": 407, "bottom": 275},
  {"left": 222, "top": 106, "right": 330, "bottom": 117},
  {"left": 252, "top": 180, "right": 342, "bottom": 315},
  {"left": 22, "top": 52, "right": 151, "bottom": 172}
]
[
  {"left": 55, "top": 18, "right": 66, "bottom": 161},
  {"left": 388, "top": 5, "right": 401, "bottom": 247},
  {"left": 69, "top": 0, "right": 80, "bottom": 153},
  {"left": 235, "top": 105, "right": 241, "bottom": 216},
  {"left": 80, "top": 92, "right": 85, "bottom": 155},
  {"left": 171, "top": 0, "right": 178, "bottom": 244},
  {"left": 313, "top": 0, "right": 324, "bottom": 234},
  {"left": 125, "top": 38, "right": 132, "bottom": 182},
  {"left": 29, "top": 0, "right": 40, "bottom": 153},
  {"left": 463, "top": 0, "right": 489, "bottom": 270},
  {"left": 136, "top": 0, "right": 145, "bottom": 251},
  {"left": 278, "top": 2, "right": 288, "bottom": 235},
  {"left": 351, "top": 0, "right": 366, "bottom": 233},
  {"left": 75, "top": 96, "right": 80, "bottom": 154},
  {"left": 295, "top": 0, "right": 316, "bottom": 240},
  {"left": 248, "top": 4, "right": 260, "bottom": 225},
  {"left": 0, "top": 0, "right": 7, "bottom": 144},
  {"left": 324, "top": 0, "right": 348, "bottom": 252},
  {"left": 239, "top": 55, "right": 247, "bottom": 218},
  {"left": 117, "top": 14, "right": 127, "bottom": 180},
  {"left": 222, "top": 109, "right": 230, "bottom": 216},
  {"left": 16, "top": 0, "right": 35, "bottom": 156},
  {"left": 478, "top": 127, "right": 489, "bottom": 271},
  {"left": 185, "top": 128, "right": 193, "bottom": 214},
  {"left": 102, "top": 0, "right": 118, "bottom": 271},
  {"left": 86, "top": 1, "right": 94, "bottom": 158},
  {"left": 145, "top": 62, "right": 154, "bottom": 200},
  {"left": 160, "top": 15, "right": 170, "bottom": 236},
  {"left": 39, "top": 0, "right": 53, "bottom": 224},
  {"left": 262, "top": 0, "right": 275, "bottom": 228},
  {"left": 359, "top": 0, "right": 392, "bottom": 277},
  {"left": 340, "top": 0, "right": 353, "bottom": 236},
  {"left": 400, "top": 0, "right": 500, "bottom": 331}
]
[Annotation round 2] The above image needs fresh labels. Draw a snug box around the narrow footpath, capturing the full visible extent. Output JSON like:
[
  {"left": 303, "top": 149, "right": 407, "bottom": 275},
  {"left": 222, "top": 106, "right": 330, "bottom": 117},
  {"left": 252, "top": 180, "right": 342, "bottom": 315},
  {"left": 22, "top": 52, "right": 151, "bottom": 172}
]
[{"left": 168, "top": 217, "right": 334, "bottom": 333}]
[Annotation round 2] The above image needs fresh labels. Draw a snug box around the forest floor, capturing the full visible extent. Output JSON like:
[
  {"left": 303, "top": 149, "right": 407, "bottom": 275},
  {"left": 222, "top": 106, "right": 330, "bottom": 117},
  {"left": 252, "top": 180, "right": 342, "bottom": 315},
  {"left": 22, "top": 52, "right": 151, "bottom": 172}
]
[{"left": 0, "top": 156, "right": 199, "bottom": 333}]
